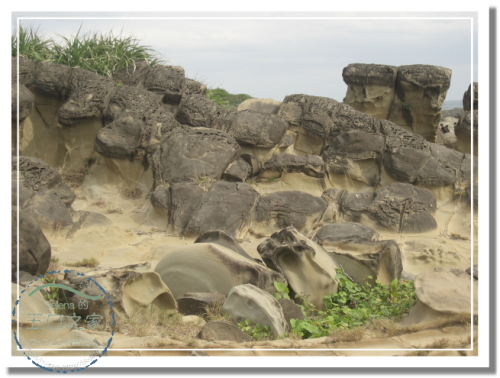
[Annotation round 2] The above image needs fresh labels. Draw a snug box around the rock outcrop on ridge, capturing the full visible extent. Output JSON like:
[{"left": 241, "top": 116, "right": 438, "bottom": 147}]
[{"left": 343, "top": 63, "right": 452, "bottom": 142}]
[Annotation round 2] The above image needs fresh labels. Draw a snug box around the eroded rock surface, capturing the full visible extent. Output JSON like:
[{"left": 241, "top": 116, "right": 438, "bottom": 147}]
[
  {"left": 154, "top": 243, "right": 286, "bottom": 299},
  {"left": 257, "top": 227, "right": 339, "bottom": 309},
  {"left": 222, "top": 284, "right": 288, "bottom": 337}
]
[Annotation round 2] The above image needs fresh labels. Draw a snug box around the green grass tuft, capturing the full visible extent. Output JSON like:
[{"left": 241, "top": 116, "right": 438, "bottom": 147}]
[{"left": 12, "top": 25, "right": 165, "bottom": 77}]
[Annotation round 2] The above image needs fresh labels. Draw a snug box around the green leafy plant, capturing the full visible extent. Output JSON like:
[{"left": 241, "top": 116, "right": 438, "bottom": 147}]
[
  {"left": 285, "top": 269, "right": 417, "bottom": 340},
  {"left": 273, "top": 281, "right": 290, "bottom": 300},
  {"left": 237, "top": 319, "right": 272, "bottom": 341}
]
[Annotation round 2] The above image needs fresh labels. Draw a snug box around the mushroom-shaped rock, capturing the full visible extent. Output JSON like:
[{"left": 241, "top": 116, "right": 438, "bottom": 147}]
[
  {"left": 262, "top": 154, "right": 325, "bottom": 178},
  {"left": 257, "top": 227, "right": 340, "bottom": 309},
  {"left": 177, "top": 292, "right": 226, "bottom": 316},
  {"left": 154, "top": 243, "right": 286, "bottom": 299},
  {"left": 402, "top": 267, "right": 478, "bottom": 325},
  {"left": 342, "top": 63, "right": 398, "bottom": 120},
  {"left": 339, "top": 183, "right": 437, "bottom": 233},
  {"left": 12, "top": 208, "right": 51, "bottom": 281},
  {"left": 222, "top": 284, "right": 288, "bottom": 337},
  {"left": 65, "top": 270, "right": 177, "bottom": 319},
  {"left": 154, "top": 127, "right": 241, "bottom": 184},
  {"left": 184, "top": 181, "right": 259, "bottom": 239},
  {"left": 250, "top": 191, "right": 327, "bottom": 237},
  {"left": 312, "top": 223, "right": 402, "bottom": 286},
  {"left": 197, "top": 321, "right": 253, "bottom": 342}
]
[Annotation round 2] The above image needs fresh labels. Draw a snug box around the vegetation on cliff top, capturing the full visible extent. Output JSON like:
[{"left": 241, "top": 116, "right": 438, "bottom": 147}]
[
  {"left": 12, "top": 25, "right": 164, "bottom": 77},
  {"left": 13, "top": 26, "right": 253, "bottom": 108}
]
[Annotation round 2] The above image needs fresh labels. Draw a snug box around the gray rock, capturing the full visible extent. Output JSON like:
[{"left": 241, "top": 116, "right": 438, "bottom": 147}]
[
  {"left": 112, "top": 61, "right": 151, "bottom": 87},
  {"left": 251, "top": 191, "right": 327, "bottom": 236},
  {"left": 194, "top": 230, "right": 260, "bottom": 263},
  {"left": 155, "top": 243, "right": 286, "bottom": 299},
  {"left": 225, "top": 110, "right": 288, "bottom": 147},
  {"left": 339, "top": 183, "right": 437, "bottom": 233},
  {"left": 278, "top": 298, "right": 304, "bottom": 327},
  {"left": 95, "top": 116, "right": 143, "bottom": 159},
  {"left": 222, "top": 159, "right": 251, "bottom": 182},
  {"left": 237, "top": 98, "right": 281, "bottom": 115},
  {"left": 197, "top": 321, "right": 253, "bottom": 342},
  {"left": 24, "top": 187, "right": 73, "bottom": 230},
  {"left": 33, "top": 61, "right": 72, "bottom": 96},
  {"left": 262, "top": 154, "right": 325, "bottom": 178},
  {"left": 241, "top": 154, "right": 262, "bottom": 178},
  {"left": 184, "top": 181, "right": 259, "bottom": 238},
  {"left": 257, "top": 227, "right": 339, "bottom": 309},
  {"left": 154, "top": 127, "right": 240, "bottom": 184},
  {"left": 12, "top": 207, "right": 51, "bottom": 281},
  {"left": 144, "top": 65, "right": 185, "bottom": 104},
  {"left": 168, "top": 183, "right": 208, "bottom": 235},
  {"left": 222, "top": 284, "right": 288, "bottom": 337},
  {"left": 312, "top": 222, "right": 380, "bottom": 247},
  {"left": 176, "top": 94, "right": 225, "bottom": 128},
  {"left": 12, "top": 84, "right": 35, "bottom": 122},
  {"left": 184, "top": 78, "right": 207, "bottom": 96}
]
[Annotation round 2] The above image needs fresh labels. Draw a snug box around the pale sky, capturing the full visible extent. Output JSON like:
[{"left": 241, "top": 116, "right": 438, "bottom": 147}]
[{"left": 12, "top": 13, "right": 478, "bottom": 103}]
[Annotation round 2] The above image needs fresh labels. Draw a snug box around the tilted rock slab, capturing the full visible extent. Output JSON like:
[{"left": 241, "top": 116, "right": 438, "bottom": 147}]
[
  {"left": 237, "top": 98, "right": 281, "bottom": 114},
  {"left": 177, "top": 292, "right": 226, "bottom": 316},
  {"left": 312, "top": 222, "right": 403, "bottom": 286},
  {"left": 222, "top": 284, "right": 288, "bottom": 337},
  {"left": 257, "top": 227, "right": 340, "bottom": 309},
  {"left": 197, "top": 321, "right": 253, "bottom": 342},
  {"left": 401, "top": 267, "right": 478, "bottom": 325},
  {"left": 261, "top": 153, "right": 326, "bottom": 178},
  {"left": 154, "top": 243, "right": 286, "bottom": 299}
]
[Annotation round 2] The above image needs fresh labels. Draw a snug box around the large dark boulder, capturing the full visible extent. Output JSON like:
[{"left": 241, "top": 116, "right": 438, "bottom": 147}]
[
  {"left": 250, "top": 191, "right": 327, "bottom": 236},
  {"left": 176, "top": 94, "right": 225, "bottom": 128},
  {"left": 33, "top": 61, "right": 72, "bottom": 96},
  {"left": 184, "top": 181, "right": 259, "bottom": 238},
  {"left": 112, "top": 61, "right": 151, "bottom": 87},
  {"left": 168, "top": 183, "right": 208, "bottom": 235},
  {"left": 224, "top": 110, "right": 288, "bottom": 147},
  {"left": 12, "top": 207, "right": 51, "bottom": 281},
  {"left": 312, "top": 222, "right": 380, "bottom": 246},
  {"left": 339, "top": 183, "right": 437, "bottom": 233},
  {"left": 95, "top": 116, "right": 143, "bottom": 159},
  {"left": 143, "top": 65, "right": 185, "bottom": 104},
  {"left": 153, "top": 127, "right": 241, "bottom": 184},
  {"left": 58, "top": 68, "right": 114, "bottom": 126}
]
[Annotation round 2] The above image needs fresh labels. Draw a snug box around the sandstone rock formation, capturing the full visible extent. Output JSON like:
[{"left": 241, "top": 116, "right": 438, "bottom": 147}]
[
  {"left": 343, "top": 63, "right": 452, "bottom": 142},
  {"left": 154, "top": 243, "right": 286, "bottom": 299},
  {"left": 401, "top": 267, "right": 478, "bottom": 325},
  {"left": 311, "top": 222, "right": 403, "bottom": 286},
  {"left": 222, "top": 284, "right": 288, "bottom": 337},
  {"left": 257, "top": 227, "right": 339, "bottom": 309}
]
